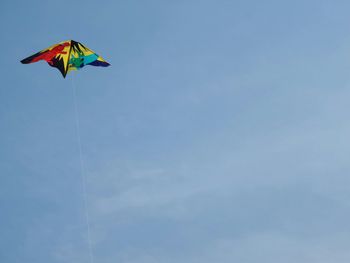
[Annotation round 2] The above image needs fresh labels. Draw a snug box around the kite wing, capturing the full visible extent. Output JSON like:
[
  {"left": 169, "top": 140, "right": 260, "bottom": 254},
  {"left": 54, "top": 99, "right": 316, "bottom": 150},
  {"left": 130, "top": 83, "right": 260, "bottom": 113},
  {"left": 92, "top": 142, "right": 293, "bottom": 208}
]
[
  {"left": 21, "top": 40, "right": 110, "bottom": 78},
  {"left": 21, "top": 41, "right": 71, "bottom": 77}
]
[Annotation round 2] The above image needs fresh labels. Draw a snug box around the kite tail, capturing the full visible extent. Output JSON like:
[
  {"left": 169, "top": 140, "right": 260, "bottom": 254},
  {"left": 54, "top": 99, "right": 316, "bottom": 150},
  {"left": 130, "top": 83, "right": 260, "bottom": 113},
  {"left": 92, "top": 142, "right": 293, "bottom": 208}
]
[{"left": 72, "top": 74, "right": 95, "bottom": 263}]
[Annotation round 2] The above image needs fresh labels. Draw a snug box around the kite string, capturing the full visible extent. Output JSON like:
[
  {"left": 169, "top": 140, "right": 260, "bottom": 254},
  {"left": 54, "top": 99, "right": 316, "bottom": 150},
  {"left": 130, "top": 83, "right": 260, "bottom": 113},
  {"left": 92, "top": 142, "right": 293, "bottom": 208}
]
[{"left": 72, "top": 74, "right": 95, "bottom": 263}]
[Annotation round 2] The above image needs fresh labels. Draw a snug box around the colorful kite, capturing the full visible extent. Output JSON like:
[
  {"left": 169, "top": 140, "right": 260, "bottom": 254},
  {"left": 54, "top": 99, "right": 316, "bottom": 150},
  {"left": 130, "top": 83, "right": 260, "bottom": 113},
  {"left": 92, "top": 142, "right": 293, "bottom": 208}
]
[{"left": 21, "top": 40, "right": 110, "bottom": 77}]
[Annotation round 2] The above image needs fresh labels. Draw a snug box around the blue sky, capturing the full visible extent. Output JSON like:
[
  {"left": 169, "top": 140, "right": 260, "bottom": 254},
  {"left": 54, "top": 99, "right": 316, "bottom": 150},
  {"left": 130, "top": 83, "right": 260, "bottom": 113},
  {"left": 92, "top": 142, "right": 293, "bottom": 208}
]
[{"left": 2, "top": 0, "right": 350, "bottom": 262}]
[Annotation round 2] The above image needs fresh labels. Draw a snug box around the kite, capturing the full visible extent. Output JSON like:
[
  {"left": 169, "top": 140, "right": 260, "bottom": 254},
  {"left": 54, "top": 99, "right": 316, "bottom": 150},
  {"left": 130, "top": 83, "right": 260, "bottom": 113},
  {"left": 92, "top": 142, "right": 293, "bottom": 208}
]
[{"left": 21, "top": 40, "right": 110, "bottom": 77}]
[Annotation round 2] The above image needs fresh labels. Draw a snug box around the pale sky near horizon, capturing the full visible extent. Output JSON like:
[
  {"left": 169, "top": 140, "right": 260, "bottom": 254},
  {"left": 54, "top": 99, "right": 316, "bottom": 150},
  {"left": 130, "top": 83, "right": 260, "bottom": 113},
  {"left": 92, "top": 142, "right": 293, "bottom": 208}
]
[{"left": 2, "top": 1, "right": 350, "bottom": 262}]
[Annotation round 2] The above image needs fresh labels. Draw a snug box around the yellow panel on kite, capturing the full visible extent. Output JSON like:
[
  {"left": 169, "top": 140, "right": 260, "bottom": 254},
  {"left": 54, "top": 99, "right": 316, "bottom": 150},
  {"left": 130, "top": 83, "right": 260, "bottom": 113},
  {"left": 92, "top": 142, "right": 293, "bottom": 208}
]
[{"left": 21, "top": 40, "right": 110, "bottom": 78}]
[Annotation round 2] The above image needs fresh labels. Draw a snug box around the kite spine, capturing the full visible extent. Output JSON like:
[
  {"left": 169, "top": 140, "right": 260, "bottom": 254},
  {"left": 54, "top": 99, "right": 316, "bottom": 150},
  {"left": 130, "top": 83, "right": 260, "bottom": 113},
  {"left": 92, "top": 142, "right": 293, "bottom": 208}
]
[{"left": 65, "top": 41, "right": 73, "bottom": 78}]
